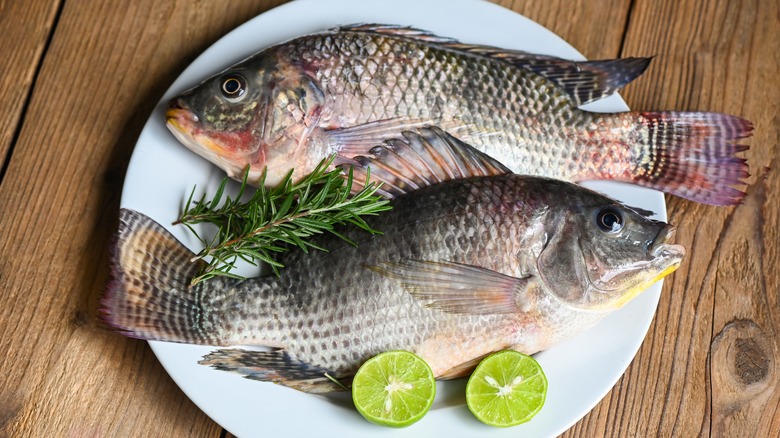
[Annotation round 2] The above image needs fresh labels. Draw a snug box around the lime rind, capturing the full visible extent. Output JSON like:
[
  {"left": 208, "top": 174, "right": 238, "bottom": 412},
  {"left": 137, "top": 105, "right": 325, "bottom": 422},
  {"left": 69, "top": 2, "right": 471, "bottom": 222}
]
[
  {"left": 465, "top": 350, "right": 548, "bottom": 427},
  {"left": 352, "top": 350, "right": 436, "bottom": 428}
]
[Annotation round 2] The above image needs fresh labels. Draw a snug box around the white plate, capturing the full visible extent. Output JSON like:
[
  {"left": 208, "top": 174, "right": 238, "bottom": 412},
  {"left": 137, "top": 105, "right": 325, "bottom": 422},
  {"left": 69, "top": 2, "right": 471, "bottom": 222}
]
[{"left": 121, "top": 0, "right": 665, "bottom": 436}]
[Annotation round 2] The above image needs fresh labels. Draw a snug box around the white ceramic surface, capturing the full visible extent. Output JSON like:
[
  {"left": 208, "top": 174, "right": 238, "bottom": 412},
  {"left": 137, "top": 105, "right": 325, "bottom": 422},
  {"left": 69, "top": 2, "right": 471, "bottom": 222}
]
[{"left": 121, "top": 0, "right": 665, "bottom": 436}]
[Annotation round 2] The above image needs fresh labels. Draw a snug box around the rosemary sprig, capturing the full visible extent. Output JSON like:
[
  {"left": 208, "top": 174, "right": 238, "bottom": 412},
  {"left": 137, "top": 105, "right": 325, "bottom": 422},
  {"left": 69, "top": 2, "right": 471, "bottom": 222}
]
[{"left": 176, "top": 156, "right": 391, "bottom": 285}]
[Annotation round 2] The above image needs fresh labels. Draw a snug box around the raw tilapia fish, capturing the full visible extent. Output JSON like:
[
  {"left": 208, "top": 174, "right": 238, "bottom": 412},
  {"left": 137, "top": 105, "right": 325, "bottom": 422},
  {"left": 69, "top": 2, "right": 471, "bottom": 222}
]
[
  {"left": 101, "top": 128, "right": 685, "bottom": 393},
  {"left": 166, "top": 24, "right": 752, "bottom": 205}
]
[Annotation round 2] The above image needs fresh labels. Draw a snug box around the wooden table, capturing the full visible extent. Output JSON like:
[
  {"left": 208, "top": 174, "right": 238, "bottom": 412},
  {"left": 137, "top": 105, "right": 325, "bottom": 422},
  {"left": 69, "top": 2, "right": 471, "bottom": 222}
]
[{"left": 1, "top": 1, "right": 778, "bottom": 436}]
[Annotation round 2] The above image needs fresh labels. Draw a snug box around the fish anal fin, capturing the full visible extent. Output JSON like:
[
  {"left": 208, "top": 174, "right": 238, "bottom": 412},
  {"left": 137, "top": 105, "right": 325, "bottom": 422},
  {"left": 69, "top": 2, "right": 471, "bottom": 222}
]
[
  {"left": 369, "top": 259, "right": 532, "bottom": 315},
  {"left": 339, "top": 127, "right": 510, "bottom": 199},
  {"left": 200, "top": 349, "right": 347, "bottom": 394}
]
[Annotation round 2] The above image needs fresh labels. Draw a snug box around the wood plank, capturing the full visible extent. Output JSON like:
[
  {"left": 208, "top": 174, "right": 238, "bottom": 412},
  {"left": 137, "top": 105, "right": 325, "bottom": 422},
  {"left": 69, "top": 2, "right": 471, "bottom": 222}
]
[
  {"left": 18, "top": 1, "right": 778, "bottom": 437},
  {"left": 568, "top": 0, "right": 780, "bottom": 436},
  {"left": 0, "top": 1, "right": 286, "bottom": 436},
  {"left": 496, "top": 0, "right": 632, "bottom": 59},
  {"left": 0, "top": 0, "right": 61, "bottom": 174}
]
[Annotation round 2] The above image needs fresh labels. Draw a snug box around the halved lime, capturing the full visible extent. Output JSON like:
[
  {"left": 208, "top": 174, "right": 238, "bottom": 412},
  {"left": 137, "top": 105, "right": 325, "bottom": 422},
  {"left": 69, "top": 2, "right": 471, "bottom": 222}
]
[
  {"left": 351, "top": 350, "right": 436, "bottom": 428},
  {"left": 466, "top": 350, "right": 547, "bottom": 427}
]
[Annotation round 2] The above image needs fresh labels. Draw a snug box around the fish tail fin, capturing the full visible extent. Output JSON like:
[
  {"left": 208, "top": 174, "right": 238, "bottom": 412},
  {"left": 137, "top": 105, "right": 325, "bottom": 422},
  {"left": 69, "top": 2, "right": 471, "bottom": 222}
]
[
  {"left": 99, "top": 208, "right": 226, "bottom": 344},
  {"left": 618, "top": 111, "right": 752, "bottom": 206},
  {"left": 200, "top": 349, "right": 347, "bottom": 393}
]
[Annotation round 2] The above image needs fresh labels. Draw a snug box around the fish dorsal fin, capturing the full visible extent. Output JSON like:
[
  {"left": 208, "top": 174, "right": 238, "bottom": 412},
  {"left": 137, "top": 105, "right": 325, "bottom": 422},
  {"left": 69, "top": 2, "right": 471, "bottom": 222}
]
[
  {"left": 336, "top": 24, "right": 652, "bottom": 106},
  {"left": 444, "top": 46, "right": 651, "bottom": 106},
  {"left": 369, "top": 259, "right": 534, "bottom": 315},
  {"left": 336, "top": 23, "right": 458, "bottom": 44},
  {"left": 338, "top": 126, "right": 510, "bottom": 199}
]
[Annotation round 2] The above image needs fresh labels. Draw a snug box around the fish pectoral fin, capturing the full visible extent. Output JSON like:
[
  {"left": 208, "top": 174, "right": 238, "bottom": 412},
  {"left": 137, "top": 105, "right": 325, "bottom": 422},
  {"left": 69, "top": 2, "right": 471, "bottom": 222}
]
[
  {"left": 369, "top": 259, "right": 532, "bottom": 315},
  {"left": 335, "top": 24, "right": 650, "bottom": 106},
  {"left": 199, "top": 349, "right": 348, "bottom": 394},
  {"left": 338, "top": 127, "right": 511, "bottom": 199},
  {"left": 327, "top": 117, "right": 433, "bottom": 158}
]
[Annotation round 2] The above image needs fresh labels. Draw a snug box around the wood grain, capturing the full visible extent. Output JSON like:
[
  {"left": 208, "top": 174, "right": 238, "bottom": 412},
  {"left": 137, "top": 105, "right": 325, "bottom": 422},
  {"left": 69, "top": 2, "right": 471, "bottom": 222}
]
[
  {"left": 564, "top": 0, "right": 780, "bottom": 436},
  {"left": 497, "top": 0, "right": 633, "bottom": 58},
  {"left": 0, "top": 0, "right": 777, "bottom": 437},
  {"left": 0, "top": 0, "right": 285, "bottom": 436},
  {"left": 0, "top": 0, "right": 61, "bottom": 171}
]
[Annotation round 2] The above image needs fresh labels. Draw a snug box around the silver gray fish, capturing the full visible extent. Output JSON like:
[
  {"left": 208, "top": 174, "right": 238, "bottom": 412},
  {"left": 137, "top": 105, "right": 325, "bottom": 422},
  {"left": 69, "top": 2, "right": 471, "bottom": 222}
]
[
  {"left": 101, "top": 128, "right": 684, "bottom": 393},
  {"left": 165, "top": 24, "right": 751, "bottom": 205}
]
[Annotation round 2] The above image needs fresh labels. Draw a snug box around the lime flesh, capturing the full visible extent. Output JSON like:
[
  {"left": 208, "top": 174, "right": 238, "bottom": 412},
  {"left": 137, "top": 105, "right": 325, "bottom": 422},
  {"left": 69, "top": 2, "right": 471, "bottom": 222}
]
[
  {"left": 351, "top": 350, "right": 436, "bottom": 428},
  {"left": 466, "top": 350, "right": 547, "bottom": 427}
]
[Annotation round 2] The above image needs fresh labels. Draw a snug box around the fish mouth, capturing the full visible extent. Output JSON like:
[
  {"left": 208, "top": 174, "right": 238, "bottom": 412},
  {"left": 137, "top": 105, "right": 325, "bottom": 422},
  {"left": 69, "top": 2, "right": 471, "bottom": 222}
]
[
  {"left": 165, "top": 98, "right": 199, "bottom": 132},
  {"left": 648, "top": 225, "right": 686, "bottom": 261},
  {"left": 164, "top": 101, "right": 239, "bottom": 176},
  {"left": 164, "top": 104, "right": 210, "bottom": 154}
]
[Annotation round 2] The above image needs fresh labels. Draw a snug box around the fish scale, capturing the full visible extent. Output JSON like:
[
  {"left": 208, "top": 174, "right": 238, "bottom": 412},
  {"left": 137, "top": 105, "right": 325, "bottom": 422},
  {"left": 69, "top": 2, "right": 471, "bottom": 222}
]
[
  {"left": 239, "top": 178, "right": 522, "bottom": 374},
  {"left": 289, "top": 31, "right": 594, "bottom": 179},
  {"left": 304, "top": 33, "right": 547, "bottom": 125}
]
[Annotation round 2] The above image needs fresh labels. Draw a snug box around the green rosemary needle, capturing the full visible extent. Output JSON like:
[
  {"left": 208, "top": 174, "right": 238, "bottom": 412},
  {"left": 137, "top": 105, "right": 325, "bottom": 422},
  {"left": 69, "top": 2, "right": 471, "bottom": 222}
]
[{"left": 175, "top": 156, "right": 392, "bottom": 285}]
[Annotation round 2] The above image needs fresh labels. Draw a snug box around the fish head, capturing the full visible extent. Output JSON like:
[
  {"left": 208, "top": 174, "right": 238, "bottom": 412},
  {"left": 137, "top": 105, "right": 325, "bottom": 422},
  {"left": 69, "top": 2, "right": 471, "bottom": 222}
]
[
  {"left": 165, "top": 54, "right": 325, "bottom": 186},
  {"left": 534, "top": 184, "right": 685, "bottom": 311}
]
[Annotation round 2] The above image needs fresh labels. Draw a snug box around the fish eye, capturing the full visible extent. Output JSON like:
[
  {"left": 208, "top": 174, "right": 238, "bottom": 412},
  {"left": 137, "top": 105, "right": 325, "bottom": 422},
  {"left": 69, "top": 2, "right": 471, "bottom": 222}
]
[
  {"left": 220, "top": 74, "right": 246, "bottom": 99},
  {"left": 596, "top": 207, "right": 624, "bottom": 233}
]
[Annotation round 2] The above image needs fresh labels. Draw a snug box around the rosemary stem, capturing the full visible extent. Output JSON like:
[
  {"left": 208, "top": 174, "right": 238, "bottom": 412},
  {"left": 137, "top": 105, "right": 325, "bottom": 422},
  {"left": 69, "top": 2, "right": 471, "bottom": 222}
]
[{"left": 176, "top": 156, "right": 391, "bottom": 283}]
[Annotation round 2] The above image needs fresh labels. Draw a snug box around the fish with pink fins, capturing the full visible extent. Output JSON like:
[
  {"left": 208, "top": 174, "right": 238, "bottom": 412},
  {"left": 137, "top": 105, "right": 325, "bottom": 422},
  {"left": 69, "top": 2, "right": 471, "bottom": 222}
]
[{"left": 165, "top": 24, "right": 752, "bottom": 206}]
